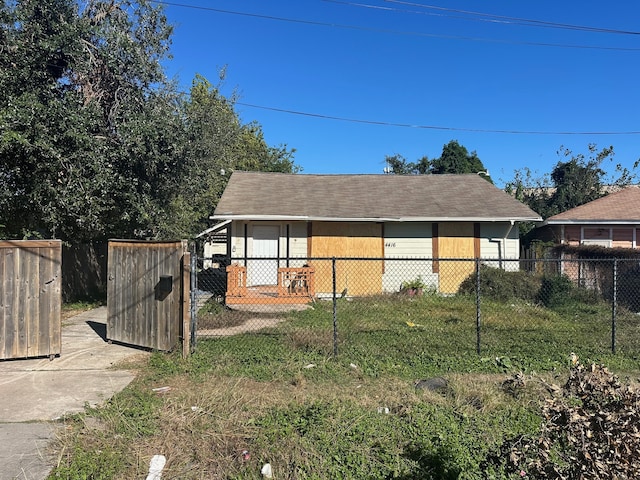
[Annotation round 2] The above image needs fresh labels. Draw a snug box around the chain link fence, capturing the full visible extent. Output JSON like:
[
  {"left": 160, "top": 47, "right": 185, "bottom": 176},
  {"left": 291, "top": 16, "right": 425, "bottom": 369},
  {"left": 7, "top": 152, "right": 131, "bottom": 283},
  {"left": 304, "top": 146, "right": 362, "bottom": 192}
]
[{"left": 190, "top": 253, "right": 640, "bottom": 361}]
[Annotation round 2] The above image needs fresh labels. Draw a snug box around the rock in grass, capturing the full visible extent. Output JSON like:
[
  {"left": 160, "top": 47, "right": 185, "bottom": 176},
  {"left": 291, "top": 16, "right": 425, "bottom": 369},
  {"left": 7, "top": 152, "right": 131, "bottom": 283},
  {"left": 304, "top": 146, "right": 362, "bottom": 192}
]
[{"left": 414, "top": 377, "right": 448, "bottom": 392}]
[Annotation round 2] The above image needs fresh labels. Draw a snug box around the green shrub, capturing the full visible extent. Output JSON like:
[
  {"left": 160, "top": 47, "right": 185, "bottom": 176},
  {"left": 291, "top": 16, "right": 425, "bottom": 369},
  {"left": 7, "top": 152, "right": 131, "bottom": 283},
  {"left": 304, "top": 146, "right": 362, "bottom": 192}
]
[
  {"left": 198, "top": 297, "right": 225, "bottom": 315},
  {"left": 458, "top": 265, "right": 541, "bottom": 302},
  {"left": 618, "top": 267, "right": 640, "bottom": 312},
  {"left": 537, "top": 274, "right": 573, "bottom": 308},
  {"left": 566, "top": 283, "right": 601, "bottom": 306}
]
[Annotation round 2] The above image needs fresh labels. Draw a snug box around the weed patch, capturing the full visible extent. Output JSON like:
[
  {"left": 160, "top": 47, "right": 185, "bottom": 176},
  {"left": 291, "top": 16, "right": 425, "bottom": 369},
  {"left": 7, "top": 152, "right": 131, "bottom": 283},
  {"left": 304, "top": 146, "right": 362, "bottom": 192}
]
[{"left": 51, "top": 293, "right": 640, "bottom": 478}]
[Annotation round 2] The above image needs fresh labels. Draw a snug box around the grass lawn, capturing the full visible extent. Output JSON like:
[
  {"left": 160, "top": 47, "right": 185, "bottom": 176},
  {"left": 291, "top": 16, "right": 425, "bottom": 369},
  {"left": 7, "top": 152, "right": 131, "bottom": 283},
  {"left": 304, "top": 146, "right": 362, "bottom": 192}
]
[{"left": 50, "top": 293, "right": 640, "bottom": 479}]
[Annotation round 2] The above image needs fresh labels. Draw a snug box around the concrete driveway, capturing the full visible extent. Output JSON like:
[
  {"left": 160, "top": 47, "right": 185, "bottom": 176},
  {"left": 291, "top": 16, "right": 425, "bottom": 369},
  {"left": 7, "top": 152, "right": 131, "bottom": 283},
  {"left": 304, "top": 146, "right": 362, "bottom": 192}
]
[{"left": 0, "top": 307, "right": 148, "bottom": 480}]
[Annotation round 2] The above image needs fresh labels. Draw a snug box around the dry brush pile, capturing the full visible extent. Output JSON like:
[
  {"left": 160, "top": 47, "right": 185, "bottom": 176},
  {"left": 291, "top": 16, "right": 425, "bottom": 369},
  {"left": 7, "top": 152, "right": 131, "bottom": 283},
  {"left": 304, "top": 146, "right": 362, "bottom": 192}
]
[{"left": 485, "top": 361, "right": 640, "bottom": 478}]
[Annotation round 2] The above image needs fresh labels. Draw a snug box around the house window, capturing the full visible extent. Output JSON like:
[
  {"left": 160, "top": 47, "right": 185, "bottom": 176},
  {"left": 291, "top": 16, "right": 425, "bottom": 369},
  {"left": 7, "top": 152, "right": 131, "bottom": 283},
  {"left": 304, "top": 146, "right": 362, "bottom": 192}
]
[
  {"left": 581, "top": 227, "right": 612, "bottom": 248},
  {"left": 612, "top": 228, "right": 633, "bottom": 249}
]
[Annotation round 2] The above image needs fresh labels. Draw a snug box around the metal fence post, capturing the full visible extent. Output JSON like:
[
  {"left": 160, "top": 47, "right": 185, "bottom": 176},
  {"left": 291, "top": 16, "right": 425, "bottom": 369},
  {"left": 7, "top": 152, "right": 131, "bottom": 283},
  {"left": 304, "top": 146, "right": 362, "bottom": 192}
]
[
  {"left": 612, "top": 258, "right": 618, "bottom": 354},
  {"left": 332, "top": 257, "right": 338, "bottom": 358},
  {"left": 190, "top": 244, "right": 197, "bottom": 352},
  {"left": 476, "top": 258, "right": 481, "bottom": 355}
]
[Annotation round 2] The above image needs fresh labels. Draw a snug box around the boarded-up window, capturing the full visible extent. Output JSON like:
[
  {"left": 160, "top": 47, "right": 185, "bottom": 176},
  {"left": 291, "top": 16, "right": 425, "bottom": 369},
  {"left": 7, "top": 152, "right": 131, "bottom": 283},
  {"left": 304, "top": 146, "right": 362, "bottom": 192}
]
[
  {"left": 437, "top": 223, "right": 475, "bottom": 294},
  {"left": 310, "top": 222, "right": 382, "bottom": 296}
]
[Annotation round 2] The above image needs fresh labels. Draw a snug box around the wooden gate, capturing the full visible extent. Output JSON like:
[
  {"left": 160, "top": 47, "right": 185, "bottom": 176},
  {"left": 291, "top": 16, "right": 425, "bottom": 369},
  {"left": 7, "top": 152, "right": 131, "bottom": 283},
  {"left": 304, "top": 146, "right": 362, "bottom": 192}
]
[
  {"left": 0, "top": 240, "right": 62, "bottom": 360},
  {"left": 107, "top": 240, "right": 187, "bottom": 351}
]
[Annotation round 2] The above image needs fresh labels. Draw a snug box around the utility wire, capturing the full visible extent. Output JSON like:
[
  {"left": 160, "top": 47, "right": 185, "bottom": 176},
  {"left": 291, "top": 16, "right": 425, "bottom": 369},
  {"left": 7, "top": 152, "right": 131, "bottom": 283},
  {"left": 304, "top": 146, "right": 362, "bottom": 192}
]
[
  {"left": 383, "top": 0, "right": 640, "bottom": 36},
  {"left": 148, "top": 1, "right": 640, "bottom": 135},
  {"left": 167, "top": 85, "right": 639, "bottom": 135},
  {"left": 235, "top": 101, "right": 640, "bottom": 136},
  {"left": 151, "top": 0, "right": 640, "bottom": 51}
]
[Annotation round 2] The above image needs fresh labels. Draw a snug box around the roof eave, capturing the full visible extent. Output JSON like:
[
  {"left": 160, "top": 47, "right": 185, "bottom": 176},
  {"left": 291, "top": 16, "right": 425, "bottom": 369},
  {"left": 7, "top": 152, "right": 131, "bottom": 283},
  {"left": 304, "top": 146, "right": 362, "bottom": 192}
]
[
  {"left": 196, "top": 219, "right": 232, "bottom": 238},
  {"left": 542, "top": 219, "right": 640, "bottom": 226},
  {"left": 211, "top": 214, "right": 542, "bottom": 223}
]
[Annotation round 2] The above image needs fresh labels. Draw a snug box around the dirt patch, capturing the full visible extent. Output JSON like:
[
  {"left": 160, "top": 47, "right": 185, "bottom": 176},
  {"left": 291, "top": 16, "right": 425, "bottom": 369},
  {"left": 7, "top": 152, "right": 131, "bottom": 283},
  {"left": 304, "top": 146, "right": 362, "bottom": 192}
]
[{"left": 199, "top": 317, "right": 286, "bottom": 336}]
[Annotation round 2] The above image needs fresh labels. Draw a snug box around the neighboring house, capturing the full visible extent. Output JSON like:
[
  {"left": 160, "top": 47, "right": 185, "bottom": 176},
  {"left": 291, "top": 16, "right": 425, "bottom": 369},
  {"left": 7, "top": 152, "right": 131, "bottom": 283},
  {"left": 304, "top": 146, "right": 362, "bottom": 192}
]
[
  {"left": 540, "top": 186, "right": 640, "bottom": 248},
  {"left": 210, "top": 171, "right": 541, "bottom": 299}
]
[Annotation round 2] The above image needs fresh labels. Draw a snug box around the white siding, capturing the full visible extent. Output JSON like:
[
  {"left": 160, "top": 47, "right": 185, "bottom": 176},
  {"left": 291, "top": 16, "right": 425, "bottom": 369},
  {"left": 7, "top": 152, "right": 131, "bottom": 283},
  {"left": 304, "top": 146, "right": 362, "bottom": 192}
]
[
  {"left": 384, "top": 222, "right": 433, "bottom": 258},
  {"left": 479, "top": 223, "right": 520, "bottom": 271},
  {"left": 383, "top": 223, "right": 437, "bottom": 292},
  {"left": 230, "top": 221, "right": 245, "bottom": 261},
  {"left": 202, "top": 241, "right": 227, "bottom": 268},
  {"left": 229, "top": 221, "right": 309, "bottom": 266},
  {"left": 288, "top": 222, "right": 308, "bottom": 263}
]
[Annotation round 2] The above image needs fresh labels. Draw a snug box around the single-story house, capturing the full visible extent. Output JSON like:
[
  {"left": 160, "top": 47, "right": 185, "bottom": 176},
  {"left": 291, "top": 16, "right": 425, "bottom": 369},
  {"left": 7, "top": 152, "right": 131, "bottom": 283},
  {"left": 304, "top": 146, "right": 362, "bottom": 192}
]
[
  {"left": 210, "top": 171, "right": 541, "bottom": 300},
  {"left": 539, "top": 186, "right": 640, "bottom": 248}
]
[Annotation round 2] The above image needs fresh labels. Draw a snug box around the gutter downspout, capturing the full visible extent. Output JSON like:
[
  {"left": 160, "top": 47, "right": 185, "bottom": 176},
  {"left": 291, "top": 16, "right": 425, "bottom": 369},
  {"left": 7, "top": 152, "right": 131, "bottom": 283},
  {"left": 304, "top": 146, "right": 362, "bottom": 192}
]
[
  {"left": 504, "top": 220, "right": 516, "bottom": 266},
  {"left": 488, "top": 238, "right": 502, "bottom": 269},
  {"left": 488, "top": 220, "right": 516, "bottom": 269}
]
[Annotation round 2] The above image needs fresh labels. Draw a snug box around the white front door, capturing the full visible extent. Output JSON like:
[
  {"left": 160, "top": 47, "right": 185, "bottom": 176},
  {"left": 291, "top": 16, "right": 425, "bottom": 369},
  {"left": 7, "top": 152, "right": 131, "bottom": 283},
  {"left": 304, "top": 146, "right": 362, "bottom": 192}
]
[{"left": 249, "top": 225, "right": 279, "bottom": 285}]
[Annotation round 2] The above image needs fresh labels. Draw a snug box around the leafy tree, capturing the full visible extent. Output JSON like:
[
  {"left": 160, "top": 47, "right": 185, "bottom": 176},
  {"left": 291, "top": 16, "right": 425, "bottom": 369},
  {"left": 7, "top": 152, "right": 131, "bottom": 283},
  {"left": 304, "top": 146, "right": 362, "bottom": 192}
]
[
  {"left": 505, "top": 144, "right": 638, "bottom": 221},
  {"left": 384, "top": 154, "right": 430, "bottom": 175},
  {"left": 430, "top": 140, "right": 489, "bottom": 179},
  {"left": 0, "top": 1, "right": 298, "bottom": 241},
  {"left": 153, "top": 75, "right": 297, "bottom": 239},
  {"left": 384, "top": 140, "right": 492, "bottom": 182},
  {"left": 1, "top": 0, "right": 95, "bottom": 239},
  {"left": 0, "top": 0, "right": 178, "bottom": 240},
  {"left": 75, "top": 0, "right": 182, "bottom": 239}
]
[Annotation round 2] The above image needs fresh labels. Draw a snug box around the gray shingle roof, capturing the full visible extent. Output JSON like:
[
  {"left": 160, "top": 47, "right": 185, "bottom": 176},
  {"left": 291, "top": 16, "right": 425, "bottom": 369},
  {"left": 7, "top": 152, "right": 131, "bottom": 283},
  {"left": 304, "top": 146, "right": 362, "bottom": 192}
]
[{"left": 213, "top": 171, "right": 541, "bottom": 222}]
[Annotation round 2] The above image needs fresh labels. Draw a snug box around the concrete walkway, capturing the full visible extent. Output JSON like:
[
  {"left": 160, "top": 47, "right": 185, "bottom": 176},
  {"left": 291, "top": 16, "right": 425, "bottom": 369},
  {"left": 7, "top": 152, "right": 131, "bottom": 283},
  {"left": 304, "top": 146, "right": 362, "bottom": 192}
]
[{"left": 0, "top": 307, "right": 148, "bottom": 480}]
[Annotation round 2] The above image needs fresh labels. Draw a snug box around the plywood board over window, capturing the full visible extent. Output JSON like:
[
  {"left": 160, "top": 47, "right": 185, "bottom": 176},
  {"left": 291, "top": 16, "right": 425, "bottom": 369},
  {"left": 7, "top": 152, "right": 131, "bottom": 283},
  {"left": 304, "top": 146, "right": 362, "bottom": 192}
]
[
  {"left": 310, "top": 222, "right": 382, "bottom": 296},
  {"left": 437, "top": 222, "right": 476, "bottom": 294}
]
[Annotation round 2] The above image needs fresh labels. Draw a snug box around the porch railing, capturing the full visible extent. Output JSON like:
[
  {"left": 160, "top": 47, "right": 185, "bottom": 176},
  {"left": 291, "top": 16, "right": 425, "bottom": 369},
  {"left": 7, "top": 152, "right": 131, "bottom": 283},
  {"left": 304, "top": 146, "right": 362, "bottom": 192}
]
[
  {"left": 226, "top": 264, "right": 247, "bottom": 297},
  {"left": 277, "top": 265, "right": 315, "bottom": 298},
  {"left": 225, "top": 264, "right": 315, "bottom": 299}
]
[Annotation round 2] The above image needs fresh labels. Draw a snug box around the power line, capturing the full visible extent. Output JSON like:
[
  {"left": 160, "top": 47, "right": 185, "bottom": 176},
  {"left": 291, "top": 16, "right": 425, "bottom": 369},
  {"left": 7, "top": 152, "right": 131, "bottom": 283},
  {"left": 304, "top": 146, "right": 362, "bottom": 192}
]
[
  {"left": 149, "top": 1, "right": 640, "bottom": 136},
  {"left": 383, "top": 0, "right": 640, "bottom": 36},
  {"left": 168, "top": 85, "right": 639, "bottom": 135},
  {"left": 234, "top": 101, "right": 640, "bottom": 136},
  {"left": 151, "top": 1, "right": 640, "bottom": 52}
]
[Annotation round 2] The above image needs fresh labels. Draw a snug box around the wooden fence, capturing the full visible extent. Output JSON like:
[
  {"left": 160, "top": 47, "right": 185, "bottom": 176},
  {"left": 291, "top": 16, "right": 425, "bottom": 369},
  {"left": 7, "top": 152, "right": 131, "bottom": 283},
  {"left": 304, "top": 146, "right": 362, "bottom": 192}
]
[
  {"left": 0, "top": 240, "right": 62, "bottom": 360},
  {"left": 107, "top": 240, "right": 187, "bottom": 351}
]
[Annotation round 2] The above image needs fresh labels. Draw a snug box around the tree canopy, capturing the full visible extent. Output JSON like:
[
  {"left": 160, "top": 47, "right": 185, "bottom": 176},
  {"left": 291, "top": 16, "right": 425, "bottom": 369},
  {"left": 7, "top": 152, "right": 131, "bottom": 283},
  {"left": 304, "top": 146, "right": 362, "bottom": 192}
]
[
  {"left": 384, "top": 140, "right": 493, "bottom": 183},
  {"left": 505, "top": 144, "right": 638, "bottom": 221},
  {"left": 0, "top": 0, "right": 297, "bottom": 241}
]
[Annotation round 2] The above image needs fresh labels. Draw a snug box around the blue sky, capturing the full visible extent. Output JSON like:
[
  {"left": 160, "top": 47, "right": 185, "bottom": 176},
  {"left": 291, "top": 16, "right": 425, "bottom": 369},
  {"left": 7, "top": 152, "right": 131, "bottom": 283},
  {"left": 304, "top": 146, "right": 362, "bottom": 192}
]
[{"left": 158, "top": 1, "right": 640, "bottom": 187}]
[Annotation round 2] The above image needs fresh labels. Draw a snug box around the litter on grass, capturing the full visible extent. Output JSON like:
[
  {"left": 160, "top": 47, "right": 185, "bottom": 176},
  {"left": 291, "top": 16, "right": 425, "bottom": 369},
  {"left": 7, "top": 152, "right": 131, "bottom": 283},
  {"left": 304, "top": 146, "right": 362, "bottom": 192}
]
[
  {"left": 261, "top": 463, "right": 273, "bottom": 478},
  {"left": 145, "top": 454, "right": 166, "bottom": 480}
]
